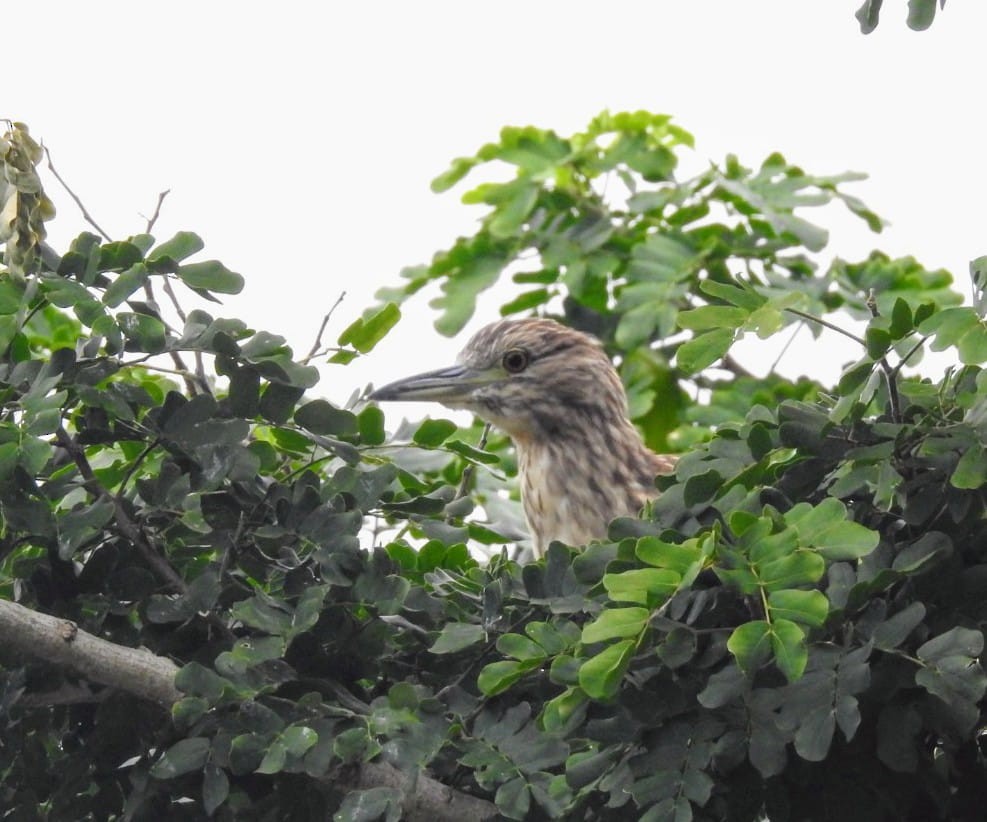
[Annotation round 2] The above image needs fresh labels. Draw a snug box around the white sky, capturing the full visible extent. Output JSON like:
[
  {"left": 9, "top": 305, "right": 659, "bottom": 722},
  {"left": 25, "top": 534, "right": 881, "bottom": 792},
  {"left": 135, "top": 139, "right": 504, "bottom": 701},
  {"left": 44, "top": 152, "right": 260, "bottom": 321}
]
[{"left": 7, "top": 1, "right": 986, "bottom": 407}]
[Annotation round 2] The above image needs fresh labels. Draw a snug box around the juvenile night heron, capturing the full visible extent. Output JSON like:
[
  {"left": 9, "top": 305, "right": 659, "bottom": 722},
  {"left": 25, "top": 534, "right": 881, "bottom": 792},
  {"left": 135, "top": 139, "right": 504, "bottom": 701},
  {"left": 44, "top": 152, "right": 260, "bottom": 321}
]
[{"left": 370, "top": 318, "right": 676, "bottom": 557}]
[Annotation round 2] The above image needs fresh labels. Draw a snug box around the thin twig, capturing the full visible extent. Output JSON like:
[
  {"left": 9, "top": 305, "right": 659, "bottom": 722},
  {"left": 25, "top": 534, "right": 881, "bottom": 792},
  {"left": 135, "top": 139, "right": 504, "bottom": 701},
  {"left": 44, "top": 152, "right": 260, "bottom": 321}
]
[
  {"left": 56, "top": 426, "right": 237, "bottom": 643},
  {"left": 783, "top": 308, "right": 866, "bottom": 347},
  {"left": 783, "top": 304, "right": 902, "bottom": 422},
  {"left": 453, "top": 424, "right": 491, "bottom": 505},
  {"left": 157, "top": 274, "right": 212, "bottom": 395},
  {"left": 160, "top": 275, "right": 188, "bottom": 324},
  {"left": 304, "top": 292, "right": 347, "bottom": 363},
  {"left": 891, "top": 334, "right": 930, "bottom": 378},
  {"left": 43, "top": 146, "right": 112, "bottom": 241},
  {"left": 143, "top": 189, "right": 171, "bottom": 234},
  {"left": 768, "top": 321, "right": 803, "bottom": 375},
  {"left": 56, "top": 425, "right": 185, "bottom": 593},
  {"left": 116, "top": 439, "right": 161, "bottom": 498},
  {"left": 721, "top": 353, "right": 755, "bottom": 379}
]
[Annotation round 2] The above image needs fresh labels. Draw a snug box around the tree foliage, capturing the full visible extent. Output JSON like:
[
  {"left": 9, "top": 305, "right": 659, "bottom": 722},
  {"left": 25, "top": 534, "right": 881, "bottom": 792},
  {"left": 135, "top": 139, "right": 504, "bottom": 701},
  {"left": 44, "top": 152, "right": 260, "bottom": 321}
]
[
  {"left": 856, "top": 0, "right": 948, "bottom": 32},
  {"left": 1, "top": 113, "right": 986, "bottom": 821}
]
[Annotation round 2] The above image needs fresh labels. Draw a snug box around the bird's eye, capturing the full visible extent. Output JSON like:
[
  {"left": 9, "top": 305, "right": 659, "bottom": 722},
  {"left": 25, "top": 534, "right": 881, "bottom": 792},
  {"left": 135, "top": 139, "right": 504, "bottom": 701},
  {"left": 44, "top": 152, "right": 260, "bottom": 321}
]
[{"left": 501, "top": 348, "right": 529, "bottom": 374}]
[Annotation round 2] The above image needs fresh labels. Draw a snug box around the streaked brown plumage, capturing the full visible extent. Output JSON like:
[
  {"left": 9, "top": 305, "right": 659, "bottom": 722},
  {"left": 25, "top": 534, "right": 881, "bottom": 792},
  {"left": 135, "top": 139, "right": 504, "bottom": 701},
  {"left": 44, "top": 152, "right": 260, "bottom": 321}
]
[{"left": 370, "top": 318, "right": 676, "bottom": 557}]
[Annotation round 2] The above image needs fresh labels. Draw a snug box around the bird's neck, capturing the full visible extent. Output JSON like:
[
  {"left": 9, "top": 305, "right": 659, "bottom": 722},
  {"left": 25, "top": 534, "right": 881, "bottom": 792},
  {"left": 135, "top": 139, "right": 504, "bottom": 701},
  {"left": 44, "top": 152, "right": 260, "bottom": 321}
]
[{"left": 512, "top": 416, "right": 666, "bottom": 557}]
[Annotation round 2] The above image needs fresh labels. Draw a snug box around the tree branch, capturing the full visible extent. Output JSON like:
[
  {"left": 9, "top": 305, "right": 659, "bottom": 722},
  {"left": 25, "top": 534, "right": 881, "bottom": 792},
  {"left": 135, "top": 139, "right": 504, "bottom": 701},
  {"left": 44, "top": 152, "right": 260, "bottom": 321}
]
[
  {"left": 303, "top": 292, "right": 347, "bottom": 363},
  {"left": 0, "top": 596, "right": 498, "bottom": 820},
  {"left": 341, "top": 761, "right": 498, "bottom": 822},
  {"left": 43, "top": 146, "right": 112, "bottom": 241},
  {"left": 143, "top": 189, "right": 171, "bottom": 234},
  {"left": 0, "top": 598, "right": 181, "bottom": 707}
]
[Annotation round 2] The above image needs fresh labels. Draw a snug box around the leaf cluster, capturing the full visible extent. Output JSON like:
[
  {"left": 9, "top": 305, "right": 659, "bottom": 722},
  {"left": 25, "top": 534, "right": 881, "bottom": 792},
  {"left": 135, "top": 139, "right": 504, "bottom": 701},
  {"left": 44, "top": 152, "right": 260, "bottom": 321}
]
[{"left": 1, "top": 115, "right": 986, "bottom": 821}]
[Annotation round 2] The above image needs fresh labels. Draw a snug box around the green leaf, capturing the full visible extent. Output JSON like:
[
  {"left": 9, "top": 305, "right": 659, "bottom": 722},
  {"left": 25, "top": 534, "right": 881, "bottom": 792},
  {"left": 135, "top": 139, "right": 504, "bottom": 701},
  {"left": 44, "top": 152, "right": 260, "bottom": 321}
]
[
  {"left": 786, "top": 499, "right": 879, "bottom": 560},
  {"left": 0, "top": 278, "right": 26, "bottom": 314},
  {"left": 856, "top": 0, "right": 883, "bottom": 33},
  {"left": 675, "top": 328, "right": 735, "bottom": 374},
  {"left": 117, "top": 312, "right": 167, "bottom": 352},
  {"left": 771, "top": 618, "right": 808, "bottom": 682},
  {"left": 256, "top": 741, "right": 287, "bottom": 774},
  {"left": 917, "top": 627, "right": 984, "bottom": 663},
  {"left": 907, "top": 0, "right": 938, "bottom": 30},
  {"left": 98, "top": 241, "right": 143, "bottom": 271},
  {"left": 677, "top": 305, "right": 749, "bottom": 331},
  {"left": 497, "top": 633, "right": 547, "bottom": 661},
  {"left": 578, "top": 638, "right": 635, "bottom": 699},
  {"left": 412, "top": 418, "right": 457, "bottom": 447},
  {"left": 758, "top": 551, "right": 826, "bottom": 590},
  {"left": 478, "top": 660, "right": 531, "bottom": 696},
  {"left": 148, "top": 231, "right": 204, "bottom": 263},
  {"left": 892, "top": 532, "right": 952, "bottom": 573},
  {"left": 429, "top": 622, "right": 485, "bottom": 655},
  {"left": 294, "top": 400, "right": 358, "bottom": 436},
  {"left": 178, "top": 260, "right": 244, "bottom": 294},
  {"left": 337, "top": 303, "right": 401, "bottom": 353},
  {"left": 525, "top": 622, "right": 570, "bottom": 655},
  {"left": 602, "top": 568, "right": 680, "bottom": 606},
  {"left": 202, "top": 763, "right": 229, "bottom": 815},
  {"left": 335, "top": 787, "right": 404, "bottom": 822},
  {"left": 951, "top": 447, "right": 987, "bottom": 489},
  {"left": 281, "top": 726, "right": 318, "bottom": 756},
  {"left": 495, "top": 777, "right": 531, "bottom": 820},
  {"left": 581, "top": 607, "right": 649, "bottom": 643},
  {"left": 767, "top": 589, "right": 829, "bottom": 627},
  {"left": 543, "top": 687, "right": 587, "bottom": 732},
  {"left": 699, "top": 279, "right": 766, "bottom": 311},
  {"left": 635, "top": 537, "right": 703, "bottom": 574},
  {"left": 793, "top": 706, "right": 836, "bottom": 762},
  {"left": 150, "top": 737, "right": 210, "bottom": 779},
  {"left": 431, "top": 156, "right": 480, "bottom": 192},
  {"left": 727, "top": 620, "right": 772, "bottom": 675},
  {"left": 103, "top": 263, "right": 149, "bottom": 307},
  {"left": 872, "top": 602, "right": 926, "bottom": 651}
]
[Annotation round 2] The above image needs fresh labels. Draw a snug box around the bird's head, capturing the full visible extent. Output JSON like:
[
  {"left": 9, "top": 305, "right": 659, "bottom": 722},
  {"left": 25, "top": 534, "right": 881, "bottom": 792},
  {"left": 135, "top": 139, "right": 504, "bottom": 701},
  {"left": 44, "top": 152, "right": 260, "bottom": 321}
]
[{"left": 370, "top": 318, "right": 629, "bottom": 442}]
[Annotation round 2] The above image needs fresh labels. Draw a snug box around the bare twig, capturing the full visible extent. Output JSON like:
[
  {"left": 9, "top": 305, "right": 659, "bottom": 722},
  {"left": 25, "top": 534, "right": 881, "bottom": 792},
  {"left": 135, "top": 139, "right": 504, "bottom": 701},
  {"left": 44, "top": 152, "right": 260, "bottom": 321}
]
[
  {"left": 783, "top": 305, "right": 902, "bottom": 422},
  {"left": 43, "top": 146, "right": 112, "bottom": 241},
  {"left": 891, "top": 334, "right": 930, "bottom": 377},
  {"left": 304, "top": 292, "right": 347, "bottom": 363},
  {"left": 15, "top": 682, "right": 110, "bottom": 708},
  {"left": 160, "top": 274, "right": 188, "bottom": 324},
  {"left": 143, "top": 189, "right": 171, "bottom": 234},
  {"left": 453, "top": 423, "right": 491, "bottom": 504},
  {"left": 56, "top": 426, "right": 187, "bottom": 594},
  {"left": 768, "top": 321, "right": 803, "bottom": 375},
  {"left": 783, "top": 308, "right": 866, "bottom": 347},
  {"left": 721, "top": 353, "right": 755, "bottom": 379}
]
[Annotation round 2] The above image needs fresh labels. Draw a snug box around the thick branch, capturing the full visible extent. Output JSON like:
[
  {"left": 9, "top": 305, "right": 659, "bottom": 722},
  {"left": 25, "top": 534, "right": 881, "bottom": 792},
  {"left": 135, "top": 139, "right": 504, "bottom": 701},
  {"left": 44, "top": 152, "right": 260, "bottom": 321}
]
[
  {"left": 0, "top": 598, "right": 181, "bottom": 707},
  {"left": 344, "top": 761, "right": 498, "bottom": 822},
  {"left": 0, "top": 596, "right": 498, "bottom": 818}
]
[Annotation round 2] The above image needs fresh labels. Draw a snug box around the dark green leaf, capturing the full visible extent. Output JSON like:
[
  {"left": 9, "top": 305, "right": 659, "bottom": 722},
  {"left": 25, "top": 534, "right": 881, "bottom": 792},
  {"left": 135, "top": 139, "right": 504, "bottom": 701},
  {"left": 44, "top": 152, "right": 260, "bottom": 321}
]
[
  {"left": 178, "top": 260, "right": 244, "bottom": 294},
  {"left": 413, "top": 418, "right": 457, "bottom": 447},
  {"left": 150, "top": 737, "right": 210, "bottom": 779}
]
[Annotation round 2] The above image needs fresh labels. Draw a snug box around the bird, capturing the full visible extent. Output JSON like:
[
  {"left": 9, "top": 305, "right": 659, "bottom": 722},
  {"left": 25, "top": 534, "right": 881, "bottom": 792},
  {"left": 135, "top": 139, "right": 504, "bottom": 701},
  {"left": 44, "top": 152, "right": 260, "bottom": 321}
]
[{"left": 370, "top": 318, "right": 677, "bottom": 558}]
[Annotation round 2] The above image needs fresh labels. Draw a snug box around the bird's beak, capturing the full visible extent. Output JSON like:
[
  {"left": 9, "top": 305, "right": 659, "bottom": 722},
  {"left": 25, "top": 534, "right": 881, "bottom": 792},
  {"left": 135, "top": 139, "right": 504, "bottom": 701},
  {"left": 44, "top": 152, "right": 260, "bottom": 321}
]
[{"left": 369, "top": 364, "right": 489, "bottom": 405}]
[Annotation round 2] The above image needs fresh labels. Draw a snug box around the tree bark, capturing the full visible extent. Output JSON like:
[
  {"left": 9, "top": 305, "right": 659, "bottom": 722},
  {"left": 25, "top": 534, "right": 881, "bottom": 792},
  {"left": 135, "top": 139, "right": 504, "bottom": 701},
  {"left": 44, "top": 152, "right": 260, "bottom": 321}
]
[
  {"left": 347, "top": 761, "right": 498, "bottom": 821},
  {"left": 0, "top": 598, "right": 181, "bottom": 706},
  {"left": 0, "top": 597, "right": 500, "bottom": 821}
]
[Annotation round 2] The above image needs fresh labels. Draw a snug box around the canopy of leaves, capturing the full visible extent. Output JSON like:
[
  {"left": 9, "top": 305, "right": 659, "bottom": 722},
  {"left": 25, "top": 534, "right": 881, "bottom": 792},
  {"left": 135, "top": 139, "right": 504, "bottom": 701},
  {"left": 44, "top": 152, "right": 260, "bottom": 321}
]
[{"left": 1, "top": 114, "right": 985, "bottom": 821}]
